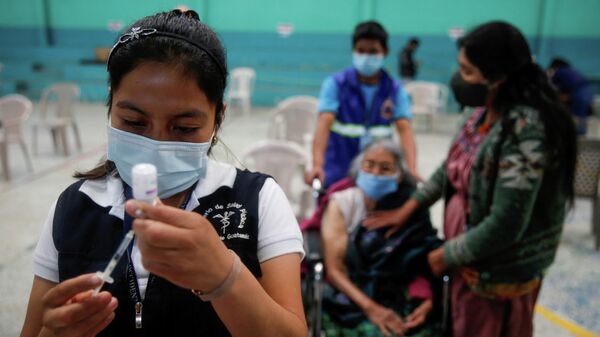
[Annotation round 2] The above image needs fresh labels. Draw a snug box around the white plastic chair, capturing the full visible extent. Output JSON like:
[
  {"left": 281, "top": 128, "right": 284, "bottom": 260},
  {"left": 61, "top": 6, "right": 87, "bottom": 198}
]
[
  {"left": 574, "top": 138, "right": 600, "bottom": 250},
  {"left": 0, "top": 94, "right": 34, "bottom": 180},
  {"left": 242, "top": 139, "right": 311, "bottom": 219},
  {"left": 31, "top": 83, "right": 82, "bottom": 156},
  {"left": 226, "top": 67, "right": 256, "bottom": 117},
  {"left": 404, "top": 81, "right": 449, "bottom": 132},
  {"left": 268, "top": 95, "right": 319, "bottom": 150}
]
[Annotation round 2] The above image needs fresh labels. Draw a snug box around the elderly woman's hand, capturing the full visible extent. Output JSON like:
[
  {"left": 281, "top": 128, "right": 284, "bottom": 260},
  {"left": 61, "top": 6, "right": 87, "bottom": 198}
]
[
  {"left": 125, "top": 200, "right": 233, "bottom": 293},
  {"left": 364, "top": 302, "right": 407, "bottom": 337},
  {"left": 404, "top": 299, "right": 432, "bottom": 330}
]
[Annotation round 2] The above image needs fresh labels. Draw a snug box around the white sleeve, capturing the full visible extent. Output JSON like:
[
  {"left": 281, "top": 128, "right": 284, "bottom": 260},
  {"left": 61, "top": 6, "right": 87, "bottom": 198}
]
[
  {"left": 257, "top": 178, "right": 305, "bottom": 263},
  {"left": 330, "top": 188, "right": 366, "bottom": 232},
  {"left": 330, "top": 189, "right": 354, "bottom": 224},
  {"left": 33, "top": 200, "right": 60, "bottom": 283}
]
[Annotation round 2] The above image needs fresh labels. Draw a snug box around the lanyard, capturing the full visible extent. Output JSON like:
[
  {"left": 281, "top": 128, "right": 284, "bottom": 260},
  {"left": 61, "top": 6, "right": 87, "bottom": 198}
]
[{"left": 121, "top": 182, "right": 196, "bottom": 329}]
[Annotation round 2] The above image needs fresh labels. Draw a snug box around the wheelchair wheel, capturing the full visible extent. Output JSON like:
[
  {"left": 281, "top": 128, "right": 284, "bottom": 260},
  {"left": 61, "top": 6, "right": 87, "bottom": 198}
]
[{"left": 306, "top": 261, "right": 324, "bottom": 337}]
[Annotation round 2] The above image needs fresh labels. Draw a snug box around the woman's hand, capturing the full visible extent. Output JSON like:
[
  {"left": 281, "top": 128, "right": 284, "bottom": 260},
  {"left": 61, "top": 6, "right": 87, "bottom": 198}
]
[
  {"left": 304, "top": 166, "right": 325, "bottom": 186},
  {"left": 409, "top": 169, "right": 424, "bottom": 182},
  {"left": 363, "top": 302, "right": 406, "bottom": 337},
  {"left": 363, "top": 198, "right": 420, "bottom": 238},
  {"left": 427, "top": 247, "right": 448, "bottom": 277},
  {"left": 125, "top": 200, "right": 232, "bottom": 293},
  {"left": 40, "top": 274, "right": 118, "bottom": 337},
  {"left": 363, "top": 208, "right": 405, "bottom": 230},
  {"left": 404, "top": 299, "right": 432, "bottom": 330}
]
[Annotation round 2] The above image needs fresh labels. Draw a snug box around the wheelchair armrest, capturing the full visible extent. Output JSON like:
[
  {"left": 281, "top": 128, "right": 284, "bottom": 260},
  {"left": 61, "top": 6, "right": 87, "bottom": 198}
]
[{"left": 303, "top": 228, "right": 324, "bottom": 264}]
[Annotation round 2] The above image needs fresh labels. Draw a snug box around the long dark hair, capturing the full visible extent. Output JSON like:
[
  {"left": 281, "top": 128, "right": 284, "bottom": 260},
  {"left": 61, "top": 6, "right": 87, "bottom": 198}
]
[
  {"left": 459, "top": 21, "right": 577, "bottom": 203},
  {"left": 75, "top": 9, "right": 228, "bottom": 180}
]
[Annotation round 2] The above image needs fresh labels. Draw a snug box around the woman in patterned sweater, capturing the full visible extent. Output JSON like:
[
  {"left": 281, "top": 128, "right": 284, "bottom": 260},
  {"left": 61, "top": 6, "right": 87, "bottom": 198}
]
[{"left": 363, "top": 21, "right": 577, "bottom": 337}]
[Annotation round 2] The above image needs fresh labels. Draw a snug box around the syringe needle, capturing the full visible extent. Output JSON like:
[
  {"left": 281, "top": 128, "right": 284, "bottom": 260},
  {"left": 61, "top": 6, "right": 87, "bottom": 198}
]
[{"left": 93, "top": 230, "right": 135, "bottom": 295}]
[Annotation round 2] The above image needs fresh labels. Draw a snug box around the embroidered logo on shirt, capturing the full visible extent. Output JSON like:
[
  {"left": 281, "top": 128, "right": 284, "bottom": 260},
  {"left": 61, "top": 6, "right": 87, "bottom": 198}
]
[
  {"left": 380, "top": 98, "right": 395, "bottom": 119},
  {"left": 203, "top": 202, "right": 249, "bottom": 240},
  {"left": 213, "top": 211, "right": 235, "bottom": 233}
]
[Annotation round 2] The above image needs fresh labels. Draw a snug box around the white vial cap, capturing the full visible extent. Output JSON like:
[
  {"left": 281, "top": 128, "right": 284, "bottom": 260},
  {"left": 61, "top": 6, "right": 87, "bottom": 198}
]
[{"left": 132, "top": 163, "right": 157, "bottom": 202}]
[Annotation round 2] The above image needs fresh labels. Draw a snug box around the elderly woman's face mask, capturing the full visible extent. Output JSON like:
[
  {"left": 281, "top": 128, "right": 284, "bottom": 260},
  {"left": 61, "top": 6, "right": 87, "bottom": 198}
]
[{"left": 356, "top": 148, "right": 400, "bottom": 200}]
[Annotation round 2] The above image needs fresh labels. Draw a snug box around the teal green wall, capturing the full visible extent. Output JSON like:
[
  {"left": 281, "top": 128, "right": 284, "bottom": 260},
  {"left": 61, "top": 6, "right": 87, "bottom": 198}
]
[
  {"left": 1, "top": 0, "right": 599, "bottom": 37},
  {"left": 207, "top": 0, "right": 359, "bottom": 33},
  {"left": 0, "top": 0, "right": 45, "bottom": 27},
  {"left": 1, "top": 0, "right": 599, "bottom": 104}
]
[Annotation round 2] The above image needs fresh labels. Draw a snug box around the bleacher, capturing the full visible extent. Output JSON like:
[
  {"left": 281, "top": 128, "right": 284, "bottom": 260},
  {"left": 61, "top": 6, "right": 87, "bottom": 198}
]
[
  {"left": 0, "top": 27, "right": 464, "bottom": 107},
  {"left": 1, "top": 28, "right": 598, "bottom": 110}
]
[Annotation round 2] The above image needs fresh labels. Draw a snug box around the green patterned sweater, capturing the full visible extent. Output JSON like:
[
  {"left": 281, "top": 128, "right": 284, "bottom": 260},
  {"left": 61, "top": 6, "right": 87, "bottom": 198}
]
[{"left": 413, "top": 106, "right": 568, "bottom": 291}]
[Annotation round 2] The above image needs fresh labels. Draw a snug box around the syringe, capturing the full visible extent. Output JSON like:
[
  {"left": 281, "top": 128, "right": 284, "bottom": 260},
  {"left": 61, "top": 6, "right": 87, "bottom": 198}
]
[
  {"left": 93, "top": 163, "right": 158, "bottom": 295},
  {"left": 93, "top": 230, "right": 134, "bottom": 295}
]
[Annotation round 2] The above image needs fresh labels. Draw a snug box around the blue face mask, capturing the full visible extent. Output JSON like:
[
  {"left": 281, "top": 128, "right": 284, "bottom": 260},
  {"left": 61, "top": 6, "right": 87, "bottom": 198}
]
[
  {"left": 356, "top": 170, "right": 399, "bottom": 201},
  {"left": 352, "top": 53, "right": 384, "bottom": 77},
  {"left": 107, "top": 124, "right": 211, "bottom": 199}
]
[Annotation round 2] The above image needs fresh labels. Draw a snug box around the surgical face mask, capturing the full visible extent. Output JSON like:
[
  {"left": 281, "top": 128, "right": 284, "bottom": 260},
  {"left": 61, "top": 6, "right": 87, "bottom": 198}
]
[
  {"left": 353, "top": 53, "right": 384, "bottom": 77},
  {"left": 356, "top": 170, "right": 399, "bottom": 201},
  {"left": 107, "top": 124, "right": 211, "bottom": 199}
]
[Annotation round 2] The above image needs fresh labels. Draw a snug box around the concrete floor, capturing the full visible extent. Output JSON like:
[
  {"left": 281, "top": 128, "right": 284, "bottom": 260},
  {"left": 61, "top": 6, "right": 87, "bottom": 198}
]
[{"left": 1, "top": 103, "right": 598, "bottom": 336}]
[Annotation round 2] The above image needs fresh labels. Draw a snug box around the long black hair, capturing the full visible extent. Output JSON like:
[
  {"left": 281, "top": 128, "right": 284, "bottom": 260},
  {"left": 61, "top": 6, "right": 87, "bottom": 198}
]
[
  {"left": 459, "top": 21, "right": 577, "bottom": 203},
  {"left": 76, "top": 9, "right": 228, "bottom": 179}
]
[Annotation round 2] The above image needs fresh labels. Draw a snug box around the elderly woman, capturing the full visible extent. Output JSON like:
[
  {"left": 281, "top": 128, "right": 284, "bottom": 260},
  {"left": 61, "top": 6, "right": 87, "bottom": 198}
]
[{"left": 320, "top": 140, "right": 441, "bottom": 337}]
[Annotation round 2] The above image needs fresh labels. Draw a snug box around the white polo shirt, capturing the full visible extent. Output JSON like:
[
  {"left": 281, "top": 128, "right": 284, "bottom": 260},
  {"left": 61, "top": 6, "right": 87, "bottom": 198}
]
[{"left": 34, "top": 159, "right": 305, "bottom": 297}]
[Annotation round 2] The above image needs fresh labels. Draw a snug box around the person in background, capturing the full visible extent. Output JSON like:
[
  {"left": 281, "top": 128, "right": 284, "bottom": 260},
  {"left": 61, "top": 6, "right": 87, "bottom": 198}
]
[
  {"left": 321, "top": 140, "right": 440, "bottom": 337},
  {"left": 306, "top": 21, "right": 418, "bottom": 189},
  {"left": 364, "top": 21, "right": 577, "bottom": 337},
  {"left": 399, "top": 38, "right": 420, "bottom": 81},
  {"left": 548, "top": 57, "right": 595, "bottom": 135},
  {"left": 20, "top": 10, "right": 306, "bottom": 337}
]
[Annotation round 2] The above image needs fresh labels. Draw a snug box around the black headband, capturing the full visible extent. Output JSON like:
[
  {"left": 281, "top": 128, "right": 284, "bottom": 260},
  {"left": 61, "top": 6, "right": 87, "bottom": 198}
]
[{"left": 106, "top": 26, "right": 226, "bottom": 82}]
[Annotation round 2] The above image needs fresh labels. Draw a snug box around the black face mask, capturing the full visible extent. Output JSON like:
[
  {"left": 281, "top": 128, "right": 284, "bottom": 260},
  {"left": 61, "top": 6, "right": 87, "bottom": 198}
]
[{"left": 450, "top": 71, "right": 488, "bottom": 108}]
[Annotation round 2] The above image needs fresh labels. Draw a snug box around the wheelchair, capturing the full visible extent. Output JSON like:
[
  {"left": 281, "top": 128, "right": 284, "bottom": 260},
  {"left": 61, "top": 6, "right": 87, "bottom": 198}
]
[
  {"left": 302, "top": 179, "right": 326, "bottom": 337},
  {"left": 300, "top": 179, "right": 451, "bottom": 337},
  {"left": 303, "top": 227, "right": 325, "bottom": 337}
]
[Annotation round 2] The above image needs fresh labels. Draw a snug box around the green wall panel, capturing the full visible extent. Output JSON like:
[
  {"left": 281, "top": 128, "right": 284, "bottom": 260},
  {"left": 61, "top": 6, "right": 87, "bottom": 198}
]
[
  {"left": 0, "top": 0, "right": 45, "bottom": 27},
  {"left": 47, "top": 0, "right": 201, "bottom": 29},
  {"left": 1, "top": 0, "right": 599, "bottom": 37},
  {"left": 375, "top": 0, "right": 541, "bottom": 35},
  {"left": 206, "top": 0, "right": 360, "bottom": 33},
  {"left": 541, "top": 0, "right": 600, "bottom": 37}
]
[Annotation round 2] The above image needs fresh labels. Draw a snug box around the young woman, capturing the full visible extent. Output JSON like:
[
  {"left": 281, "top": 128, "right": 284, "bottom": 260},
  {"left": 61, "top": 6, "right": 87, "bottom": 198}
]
[
  {"left": 364, "top": 21, "right": 577, "bottom": 337},
  {"left": 20, "top": 10, "right": 306, "bottom": 337},
  {"left": 321, "top": 140, "right": 441, "bottom": 337}
]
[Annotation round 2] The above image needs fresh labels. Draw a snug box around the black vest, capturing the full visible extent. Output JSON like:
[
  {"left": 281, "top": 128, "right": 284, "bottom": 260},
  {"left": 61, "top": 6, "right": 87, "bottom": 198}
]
[{"left": 53, "top": 170, "right": 268, "bottom": 336}]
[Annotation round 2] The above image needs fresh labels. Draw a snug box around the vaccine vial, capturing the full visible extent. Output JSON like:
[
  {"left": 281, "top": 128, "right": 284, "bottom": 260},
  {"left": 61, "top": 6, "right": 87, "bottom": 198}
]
[{"left": 132, "top": 163, "right": 158, "bottom": 204}]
